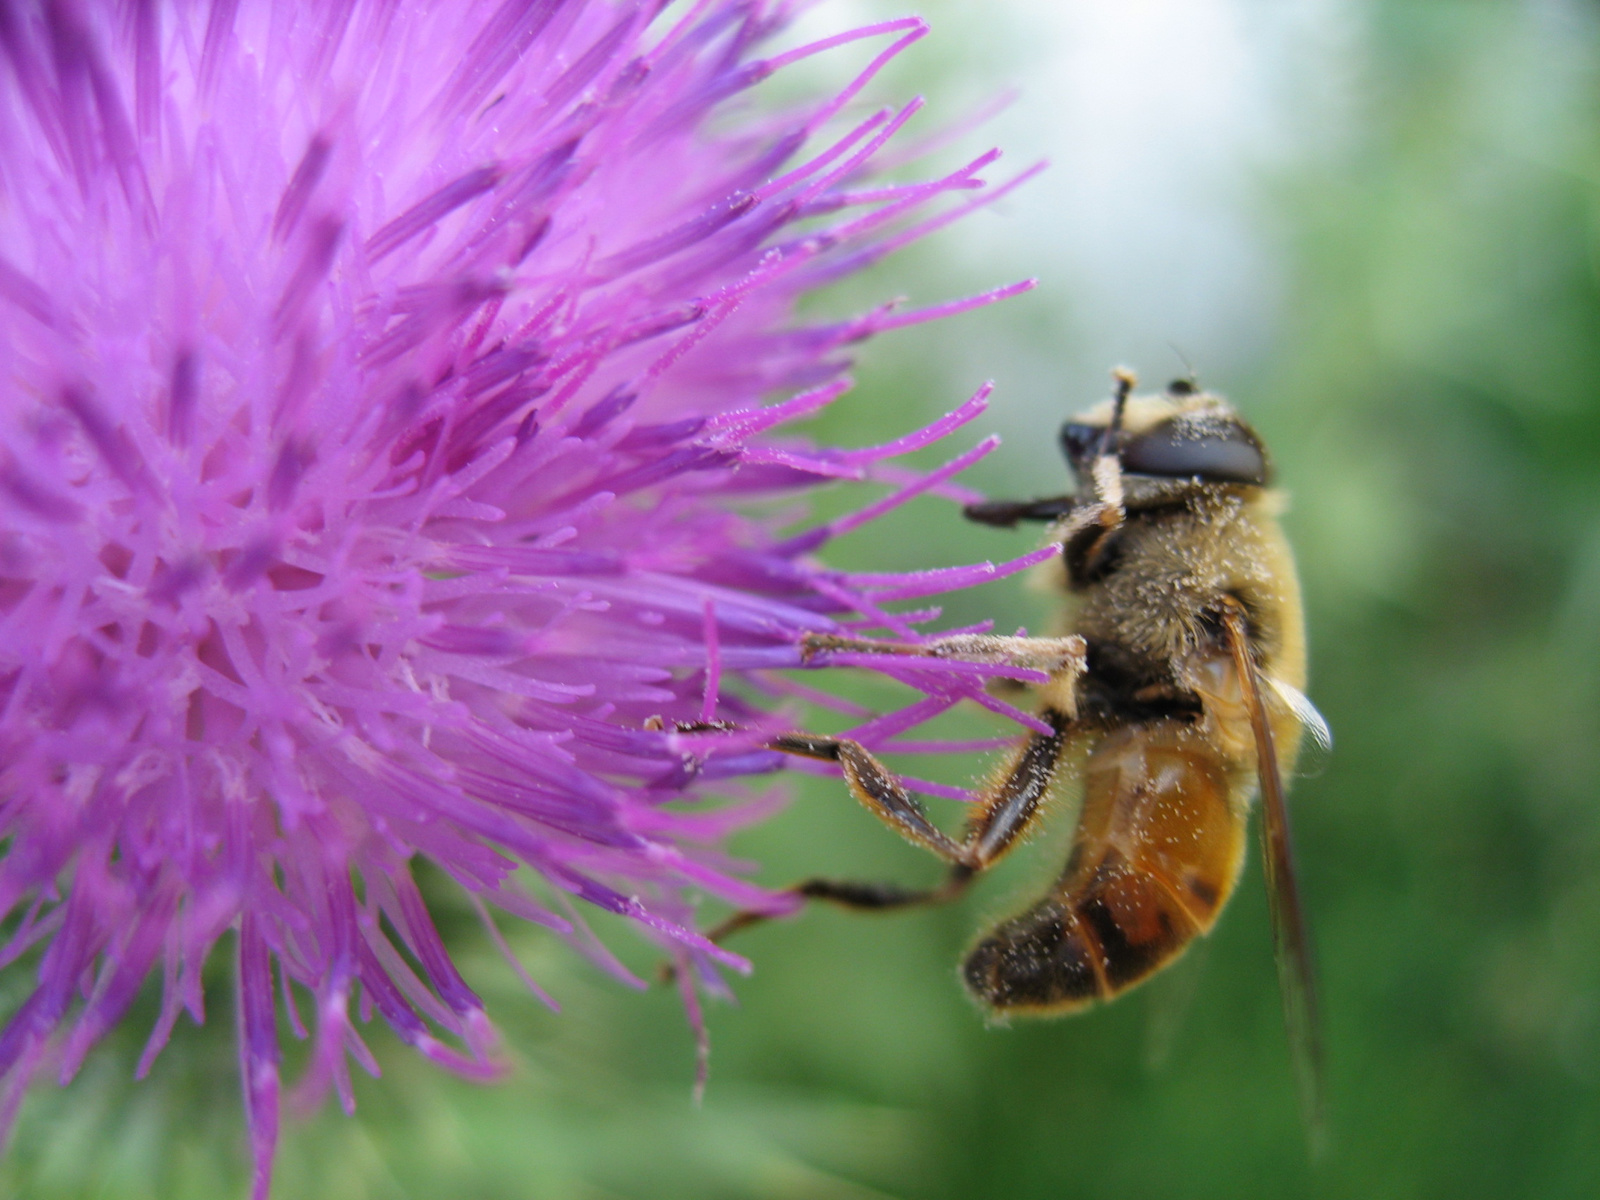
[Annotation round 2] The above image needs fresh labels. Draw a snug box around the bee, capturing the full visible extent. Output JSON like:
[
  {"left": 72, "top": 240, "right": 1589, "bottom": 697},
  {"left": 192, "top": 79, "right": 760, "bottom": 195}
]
[{"left": 671, "top": 370, "right": 1324, "bottom": 1120}]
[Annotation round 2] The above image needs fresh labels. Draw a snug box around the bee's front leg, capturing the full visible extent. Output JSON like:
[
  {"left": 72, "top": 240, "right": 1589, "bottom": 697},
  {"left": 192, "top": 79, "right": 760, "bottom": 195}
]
[{"left": 962, "top": 495, "right": 1078, "bottom": 527}]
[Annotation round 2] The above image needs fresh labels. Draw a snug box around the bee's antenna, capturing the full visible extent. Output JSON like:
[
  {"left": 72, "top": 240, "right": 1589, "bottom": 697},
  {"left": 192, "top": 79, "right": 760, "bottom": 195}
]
[{"left": 1166, "top": 342, "right": 1199, "bottom": 392}]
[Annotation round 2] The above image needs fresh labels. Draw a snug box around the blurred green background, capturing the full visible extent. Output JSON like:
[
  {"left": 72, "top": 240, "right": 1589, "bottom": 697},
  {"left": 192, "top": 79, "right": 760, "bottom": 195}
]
[{"left": 7, "top": 0, "right": 1600, "bottom": 1196}]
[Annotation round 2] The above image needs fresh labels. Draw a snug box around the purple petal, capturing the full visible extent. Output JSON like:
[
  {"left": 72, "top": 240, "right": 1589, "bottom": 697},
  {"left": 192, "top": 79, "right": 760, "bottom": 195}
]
[{"left": 0, "top": 1, "right": 1043, "bottom": 1182}]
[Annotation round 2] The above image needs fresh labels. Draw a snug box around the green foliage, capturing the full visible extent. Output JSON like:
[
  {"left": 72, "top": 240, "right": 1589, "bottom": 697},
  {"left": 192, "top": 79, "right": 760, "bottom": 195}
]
[{"left": 11, "top": 2, "right": 1599, "bottom": 1196}]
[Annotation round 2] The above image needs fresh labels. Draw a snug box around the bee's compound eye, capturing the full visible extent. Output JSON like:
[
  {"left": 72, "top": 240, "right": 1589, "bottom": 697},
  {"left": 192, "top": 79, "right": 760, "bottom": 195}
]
[
  {"left": 1059, "top": 422, "right": 1102, "bottom": 463},
  {"left": 1120, "top": 420, "right": 1268, "bottom": 485},
  {"left": 1167, "top": 378, "right": 1198, "bottom": 395}
]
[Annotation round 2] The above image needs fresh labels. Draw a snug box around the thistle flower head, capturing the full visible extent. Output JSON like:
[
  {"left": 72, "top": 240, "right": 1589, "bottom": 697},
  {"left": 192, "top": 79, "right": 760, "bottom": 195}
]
[{"left": 0, "top": 1, "right": 1039, "bottom": 1191}]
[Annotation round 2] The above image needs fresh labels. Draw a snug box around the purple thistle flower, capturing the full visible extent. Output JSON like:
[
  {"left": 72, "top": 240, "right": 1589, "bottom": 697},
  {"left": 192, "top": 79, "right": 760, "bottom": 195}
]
[{"left": 0, "top": 0, "right": 1041, "bottom": 1192}]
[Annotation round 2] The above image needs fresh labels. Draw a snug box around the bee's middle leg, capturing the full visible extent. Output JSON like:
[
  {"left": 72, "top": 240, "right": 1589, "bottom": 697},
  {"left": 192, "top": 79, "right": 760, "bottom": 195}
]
[{"left": 801, "top": 631, "right": 1085, "bottom": 677}]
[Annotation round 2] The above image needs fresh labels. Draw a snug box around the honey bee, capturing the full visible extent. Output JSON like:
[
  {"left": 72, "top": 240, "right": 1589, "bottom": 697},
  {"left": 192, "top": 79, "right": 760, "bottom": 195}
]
[{"left": 669, "top": 369, "right": 1325, "bottom": 1121}]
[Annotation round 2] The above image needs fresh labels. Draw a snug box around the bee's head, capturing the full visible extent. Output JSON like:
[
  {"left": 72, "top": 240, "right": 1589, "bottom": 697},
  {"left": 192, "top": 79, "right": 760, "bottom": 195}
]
[{"left": 1059, "top": 377, "right": 1270, "bottom": 488}]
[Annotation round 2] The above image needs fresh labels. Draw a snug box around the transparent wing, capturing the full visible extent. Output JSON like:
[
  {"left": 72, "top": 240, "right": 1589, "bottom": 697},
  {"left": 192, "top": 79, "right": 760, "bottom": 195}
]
[
  {"left": 1267, "top": 675, "right": 1332, "bottom": 782},
  {"left": 1223, "top": 603, "right": 1327, "bottom": 1153},
  {"left": 1270, "top": 677, "right": 1332, "bottom": 754},
  {"left": 1141, "top": 937, "right": 1211, "bottom": 1075}
]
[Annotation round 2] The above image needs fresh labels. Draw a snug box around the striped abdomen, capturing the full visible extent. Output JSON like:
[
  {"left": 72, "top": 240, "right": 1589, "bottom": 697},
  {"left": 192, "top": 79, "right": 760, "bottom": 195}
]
[{"left": 963, "top": 720, "right": 1247, "bottom": 1014}]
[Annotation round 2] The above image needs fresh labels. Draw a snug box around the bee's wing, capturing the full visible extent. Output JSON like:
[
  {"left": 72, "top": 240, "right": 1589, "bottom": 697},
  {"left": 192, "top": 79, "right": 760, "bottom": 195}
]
[
  {"left": 1222, "top": 604, "right": 1327, "bottom": 1152},
  {"left": 1141, "top": 935, "right": 1211, "bottom": 1075},
  {"left": 1265, "top": 677, "right": 1333, "bottom": 787},
  {"left": 1270, "top": 677, "right": 1332, "bottom": 754}
]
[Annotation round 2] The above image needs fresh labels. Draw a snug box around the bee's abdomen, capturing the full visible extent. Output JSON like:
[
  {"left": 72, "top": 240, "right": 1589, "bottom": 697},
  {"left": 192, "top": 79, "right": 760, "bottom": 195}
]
[
  {"left": 963, "top": 722, "right": 1246, "bottom": 1015},
  {"left": 962, "top": 897, "right": 1101, "bottom": 1012}
]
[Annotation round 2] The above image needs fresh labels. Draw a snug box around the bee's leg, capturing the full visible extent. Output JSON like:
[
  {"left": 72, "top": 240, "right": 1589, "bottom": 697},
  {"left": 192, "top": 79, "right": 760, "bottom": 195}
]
[
  {"left": 686, "top": 714, "right": 1076, "bottom": 953},
  {"left": 1075, "top": 370, "right": 1135, "bottom": 574},
  {"left": 767, "top": 731, "right": 973, "bottom": 863},
  {"left": 703, "top": 866, "right": 977, "bottom": 943},
  {"left": 1053, "top": 468, "right": 1127, "bottom": 585},
  {"left": 658, "top": 731, "right": 980, "bottom": 974},
  {"left": 963, "top": 495, "right": 1077, "bottom": 528},
  {"left": 801, "top": 631, "right": 1085, "bottom": 677},
  {"left": 660, "top": 865, "right": 976, "bottom": 983},
  {"left": 643, "top": 715, "right": 737, "bottom": 733},
  {"left": 802, "top": 629, "right": 1084, "bottom": 708},
  {"left": 960, "top": 707, "right": 1075, "bottom": 866}
]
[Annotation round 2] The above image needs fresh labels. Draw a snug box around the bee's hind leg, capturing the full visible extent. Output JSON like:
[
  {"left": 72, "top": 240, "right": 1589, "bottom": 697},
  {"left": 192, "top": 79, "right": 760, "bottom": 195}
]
[
  {"left": 658, "top": 727, "right": 987, "bottom": 980},
  {"left": 704, "top": 865, "right": 977, "bottom": 943},
  {"left": 653, "top": 635, "right": 1083, "bottom": 975},
  {"left": 767, "top": 730, "right": 975, "bottom": 864},
  {"left": 672, "top": 706, "right": 1077, "bottom": 967},
  {"left": 660, "top": 865, "right": 975, "bottom": 985}
]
